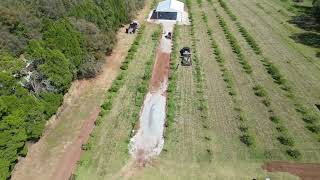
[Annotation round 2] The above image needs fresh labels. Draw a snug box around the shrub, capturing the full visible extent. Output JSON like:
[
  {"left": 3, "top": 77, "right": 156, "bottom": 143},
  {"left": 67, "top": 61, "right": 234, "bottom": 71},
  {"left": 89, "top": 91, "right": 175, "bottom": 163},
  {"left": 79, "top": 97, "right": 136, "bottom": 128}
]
[
  {"left": 262, "top": 98, "right": 271, "bottom": 107},
  {"left": 306, "top": 125, "right": 320, "bottom": 133},
  {"left": 286, "top": 149, "right": 301, "bottom": 159},
  {"left": 253, "top": 85, "right": 267, "bottom": 97},
  {"left": 239, "top": 125, "right": 248, "bottom": 132},
  {"left": 302, "top": 114, "right": 318, "bottom": 124},
  {"left": 270, "top": 116, "right": 281, "bottom": 123},
  {"left": 101, "top": 101, "right": 112, "bottom": 111},
  {"left": 276, "top": 126, "right": 287, "bottom": 133},
  {"left": 240, "top": 134, "right": 254, "bottom": 146},
  {"left": 78, "top": 56, "right": 102, "bottom": 79},
  {"left": 277, "top": 136, "right": 295, "bottom": 146},
  {"left": 81, "top": 142, "right": 92, "bottom": 151}
]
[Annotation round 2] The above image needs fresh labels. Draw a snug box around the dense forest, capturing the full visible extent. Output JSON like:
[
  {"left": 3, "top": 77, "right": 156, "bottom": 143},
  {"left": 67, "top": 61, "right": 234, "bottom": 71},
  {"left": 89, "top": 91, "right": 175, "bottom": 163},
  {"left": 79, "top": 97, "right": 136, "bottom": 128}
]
[{"left": 0, "top": 0, "right": 144, "bottom": 179}]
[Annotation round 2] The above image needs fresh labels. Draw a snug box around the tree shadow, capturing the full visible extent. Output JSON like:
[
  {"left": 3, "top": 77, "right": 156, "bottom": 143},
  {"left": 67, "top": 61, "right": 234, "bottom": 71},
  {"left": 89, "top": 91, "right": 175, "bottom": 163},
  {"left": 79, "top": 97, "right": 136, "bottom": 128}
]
[
  {"left": 288, "top": 14, "right": 320, "bottom": 32},
  {"left": 290, "top": 32, "right": 320, "bottom": 48},
  {"left": 287, "top": 4, "right": 319, "bottom": 32}
]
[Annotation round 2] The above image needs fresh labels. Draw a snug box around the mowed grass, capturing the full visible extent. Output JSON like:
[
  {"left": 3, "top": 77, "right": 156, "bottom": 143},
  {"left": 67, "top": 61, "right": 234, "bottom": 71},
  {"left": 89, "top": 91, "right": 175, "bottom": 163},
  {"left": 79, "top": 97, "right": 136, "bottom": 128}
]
[
  {"left": 210, "top": 0, "right": 320, "bottom": 158},
  {"left": 74, "top": 23, "right": 160, "bottom": 179},
  {"left": 73, "top": 0, "right": 319, "bottom": 179},
  {"left": 128, "top": 0, "right": 318, "bottom": 179}
]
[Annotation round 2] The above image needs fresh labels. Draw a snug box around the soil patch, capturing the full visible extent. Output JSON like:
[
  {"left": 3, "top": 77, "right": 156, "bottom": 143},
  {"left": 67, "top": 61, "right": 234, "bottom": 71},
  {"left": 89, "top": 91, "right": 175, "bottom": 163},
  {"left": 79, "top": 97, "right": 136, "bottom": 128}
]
[
  {"left": 150, "top": 52, "right": 170, "bottom": 92},
  {"left": 262, "top": 161, "right": 320, "bottom": 180}
]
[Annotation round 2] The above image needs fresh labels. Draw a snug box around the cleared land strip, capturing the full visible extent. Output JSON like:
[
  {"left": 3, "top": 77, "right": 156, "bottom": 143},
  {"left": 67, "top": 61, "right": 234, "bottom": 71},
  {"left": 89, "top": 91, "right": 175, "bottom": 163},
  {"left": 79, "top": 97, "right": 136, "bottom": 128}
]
[
  {"left": 213, "top": 0, "right": 320, "bottom": 152},
  {"left": 74, "top": 24, "right": 161, "bottom": 179}
]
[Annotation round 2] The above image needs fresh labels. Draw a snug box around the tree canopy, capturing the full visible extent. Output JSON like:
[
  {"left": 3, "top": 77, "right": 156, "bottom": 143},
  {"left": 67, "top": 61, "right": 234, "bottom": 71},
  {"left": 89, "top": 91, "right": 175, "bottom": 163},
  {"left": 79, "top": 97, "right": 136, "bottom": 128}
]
[{"left": 0, "top": 0, "right": 145, "bottom": 178}]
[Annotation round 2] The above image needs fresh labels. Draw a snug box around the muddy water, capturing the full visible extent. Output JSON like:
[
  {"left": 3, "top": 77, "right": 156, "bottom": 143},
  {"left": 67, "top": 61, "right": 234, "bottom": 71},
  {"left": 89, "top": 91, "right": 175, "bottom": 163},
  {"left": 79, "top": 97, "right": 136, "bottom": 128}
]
[{"left": 129, "top": 22, "right": 174, "bottom": 165}]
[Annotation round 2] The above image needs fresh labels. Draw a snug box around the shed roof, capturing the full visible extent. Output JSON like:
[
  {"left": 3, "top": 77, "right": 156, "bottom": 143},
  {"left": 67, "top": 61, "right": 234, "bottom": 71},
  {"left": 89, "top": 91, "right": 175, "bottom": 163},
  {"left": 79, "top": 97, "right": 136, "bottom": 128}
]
[{"left": 156, "top": 0, "right": 184, "bottom": 13}]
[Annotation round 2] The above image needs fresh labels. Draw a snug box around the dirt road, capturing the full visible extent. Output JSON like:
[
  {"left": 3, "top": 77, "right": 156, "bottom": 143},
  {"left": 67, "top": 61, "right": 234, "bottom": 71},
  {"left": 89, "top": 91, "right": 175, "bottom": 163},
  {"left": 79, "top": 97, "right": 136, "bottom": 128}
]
[
  {"left": 129, "top": 22, "right": 174, "bottom": 166},
  {"left": 11, "top": 3, "right": 151, "bottom": 180}
]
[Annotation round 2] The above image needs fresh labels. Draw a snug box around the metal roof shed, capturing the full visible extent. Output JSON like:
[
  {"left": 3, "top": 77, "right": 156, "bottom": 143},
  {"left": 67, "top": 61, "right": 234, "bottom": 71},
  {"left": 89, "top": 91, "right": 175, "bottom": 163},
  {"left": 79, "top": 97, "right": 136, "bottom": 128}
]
[
  {"left": 156, "top": 0, "right": 184, "bottom": 13},
  {"left": 152, "top": 0, "right": 184, "bottom": 22}
]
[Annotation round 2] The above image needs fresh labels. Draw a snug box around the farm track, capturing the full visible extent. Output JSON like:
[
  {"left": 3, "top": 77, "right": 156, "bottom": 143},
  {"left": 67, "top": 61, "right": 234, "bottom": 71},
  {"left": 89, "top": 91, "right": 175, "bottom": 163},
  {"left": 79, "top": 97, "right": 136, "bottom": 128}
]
[
  {"left": 75, "top": 25, "right": 160, "bottom": 179},
  {"left": 209, "top": 0, "right": 320, "bottom": 159},
  {"left": 224, "top": 0, "right": 320, "bottom": 103}
]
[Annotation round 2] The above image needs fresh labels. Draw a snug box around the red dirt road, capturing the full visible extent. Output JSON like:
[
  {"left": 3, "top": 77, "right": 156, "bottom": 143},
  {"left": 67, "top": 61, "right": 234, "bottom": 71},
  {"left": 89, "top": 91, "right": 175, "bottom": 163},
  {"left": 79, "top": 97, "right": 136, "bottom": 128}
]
[
  {"left": 263, "top": 161, "right": 320, "bottom": 180},
  {"left": 51, "top": 107, "right": 100, "bottom": 180},
  {"left": 150, "top": 51, "right": 170, "bottom": 92}
]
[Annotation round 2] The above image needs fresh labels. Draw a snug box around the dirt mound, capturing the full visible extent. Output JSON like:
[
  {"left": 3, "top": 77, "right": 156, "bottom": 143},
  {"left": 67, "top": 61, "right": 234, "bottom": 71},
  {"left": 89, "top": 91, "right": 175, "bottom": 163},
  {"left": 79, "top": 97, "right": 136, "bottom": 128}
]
[{"left": 262, "top": 161, "right": 320, "bottom": 180}]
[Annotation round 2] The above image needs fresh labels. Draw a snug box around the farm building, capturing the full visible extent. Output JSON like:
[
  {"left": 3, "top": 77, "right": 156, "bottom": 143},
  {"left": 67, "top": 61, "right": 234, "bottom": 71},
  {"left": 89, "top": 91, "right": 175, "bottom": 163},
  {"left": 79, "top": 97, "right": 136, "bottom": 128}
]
[{"left": 151, "top": 0, "right": 185, "bottom": 22}]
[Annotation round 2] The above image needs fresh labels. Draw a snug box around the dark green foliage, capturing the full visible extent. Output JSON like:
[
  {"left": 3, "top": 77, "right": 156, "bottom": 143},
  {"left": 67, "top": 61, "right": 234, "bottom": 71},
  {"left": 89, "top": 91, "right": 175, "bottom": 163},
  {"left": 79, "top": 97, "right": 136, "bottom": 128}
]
[
  {"left": 276, "top": 126, "right": 287, "bottom": 133},
  {"left": 302, "top": 113, "right": 318, "bottom": 124},
  {"left": 253, "top": 85, "right": 267, "bottom": 97},
  {"left": 270, "top": 116, "right": 281, "bottom": 123},
  {"left": 286, "top": 149, "right": 301, "bottom": 159},
  {"left": 0, "top": 0, "right": 145, "bottom": 178},
  {"left": 306, "top": 125, "right": 320, "bottom": 133},
  {"left": 27, "top": 41, "right": 73, "bottom": 93},
  {"left": 240, "top": 134, "right": 255, "bottom": 146},
  {"left": 81, "top": 142, "right": 92, "bottom": 151},
  {"left": 0, "top": 72, "right": 64, "bottom": 178},
  {"left": 39, "top": 92, "right": 63, "bottom": 118},
  {"left": 0, "top": 52, "right": 26, "bottom": 75},
  {"left": 277, "top": 136, "right": 295, "bottom": 146},
  {"left": 43, "top": 19, "right": 85, "bottom": 70}
]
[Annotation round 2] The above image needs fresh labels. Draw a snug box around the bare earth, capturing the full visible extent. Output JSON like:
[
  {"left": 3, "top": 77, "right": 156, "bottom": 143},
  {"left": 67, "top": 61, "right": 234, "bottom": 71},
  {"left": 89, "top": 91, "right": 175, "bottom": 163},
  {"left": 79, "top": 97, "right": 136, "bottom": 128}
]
[
  {"left": 11, "top": 5, "right": 150, "bottom": 180},
  {"left": 263, "top": 162, "right": 320, "bottom": 180}
]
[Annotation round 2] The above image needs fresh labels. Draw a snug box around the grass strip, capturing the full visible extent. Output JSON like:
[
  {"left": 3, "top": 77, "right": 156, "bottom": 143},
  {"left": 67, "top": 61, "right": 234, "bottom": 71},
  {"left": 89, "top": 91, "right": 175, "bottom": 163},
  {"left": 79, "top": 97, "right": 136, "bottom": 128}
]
[
  {"left": 216, "top": 0, "right": 320, "bottom": 139},
  {"left": 201, "top": 10, "right": 256, "bottom": 147},
  {"left": 206, "top": 1, "right": 302, "bottom": 159}
]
